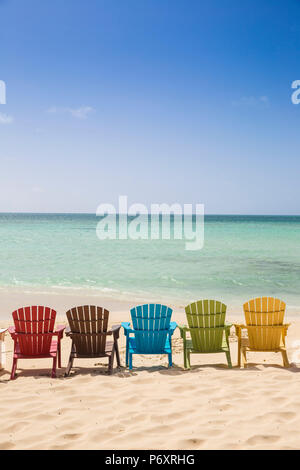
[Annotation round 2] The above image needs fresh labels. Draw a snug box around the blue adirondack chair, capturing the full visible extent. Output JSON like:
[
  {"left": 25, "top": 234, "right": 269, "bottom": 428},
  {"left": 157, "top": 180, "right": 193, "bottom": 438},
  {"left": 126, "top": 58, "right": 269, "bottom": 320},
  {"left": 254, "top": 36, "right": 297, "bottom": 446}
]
[{"left": 122, "top": 304, "right": 177, "bottom": 370}]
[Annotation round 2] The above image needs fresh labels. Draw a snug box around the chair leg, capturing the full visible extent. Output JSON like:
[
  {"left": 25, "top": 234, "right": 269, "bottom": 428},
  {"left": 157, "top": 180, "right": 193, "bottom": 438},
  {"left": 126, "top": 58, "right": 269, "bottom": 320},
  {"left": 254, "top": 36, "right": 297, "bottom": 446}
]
[
  {"left": 11, "top": 357, "right": 17, "bottom": 380},
  {"left": 183, "top": 347, "right": 187, "bottom": 369},
  {"left": 115, "top": 341, "right": 121, "bottom": 367},
  {"left": 226, "top": 350, "right": 232, "bottom": 369},
  {"left": 129, "top": 353, "right": 133, "bottom": 371},
  {"left": 126, "top": 340, "right": 129, "bottom": 367},
  {"left": 187, "top": 351, "right": 191, "bottom": 369},
  {"left": 65, "top": 354, "right": 74, "bottom": 377},
  {"left": 51, "top": 356, "right": 57, "bottom": 378},
  {"left": 58, "top": 342, "right": 62, "bottom": 368},
  {"left": 281, "top": 349, "right": 290, "bottom": 368},
  {"left": 241, "top": 347, "right": 247, "bottom": 368},
  {"left": 168, "top": 353, "right": 172, "bottom": 367},
  {"left": 108, "top": 349, "right": 115, "bottom": 375},
  {"left": 237, "top": 339, "right": 241, "bottom": 368}
]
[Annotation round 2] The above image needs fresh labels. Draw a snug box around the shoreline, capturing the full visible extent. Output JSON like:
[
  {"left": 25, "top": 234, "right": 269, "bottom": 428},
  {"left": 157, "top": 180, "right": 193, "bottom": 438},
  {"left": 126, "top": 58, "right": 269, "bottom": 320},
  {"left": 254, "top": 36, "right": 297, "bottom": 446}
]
[{"left": 0, "top": 285, "right": 299, "bottom": 321}]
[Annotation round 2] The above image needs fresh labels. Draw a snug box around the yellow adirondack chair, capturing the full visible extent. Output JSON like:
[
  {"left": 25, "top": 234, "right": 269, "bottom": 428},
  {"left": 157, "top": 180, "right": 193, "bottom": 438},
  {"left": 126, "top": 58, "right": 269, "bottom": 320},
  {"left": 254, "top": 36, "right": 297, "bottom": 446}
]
[{"left": 235, "top": 297, "right": 290, "bottom": 368}]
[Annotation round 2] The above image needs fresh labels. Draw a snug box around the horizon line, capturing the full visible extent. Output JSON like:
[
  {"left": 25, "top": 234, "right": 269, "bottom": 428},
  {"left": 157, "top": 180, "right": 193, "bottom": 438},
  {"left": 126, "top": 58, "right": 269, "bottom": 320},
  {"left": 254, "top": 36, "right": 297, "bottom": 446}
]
[{"left": 0, "top": 212, "right": 300, "bottom": 217}]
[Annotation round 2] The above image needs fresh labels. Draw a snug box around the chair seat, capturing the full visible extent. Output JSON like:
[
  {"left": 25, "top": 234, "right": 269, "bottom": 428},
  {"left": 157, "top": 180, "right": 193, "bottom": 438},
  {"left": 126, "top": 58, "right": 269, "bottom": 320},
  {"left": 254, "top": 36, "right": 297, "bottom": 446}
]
[
  {"left": 128, "top": 337, "right": 172, "bottom": 354},
  {"left": 71, "top": 341, "right": 114, "bottom": 359},
  {"left": 240, "top": 337, "right": 284, "bottom": 352},
  {"left": 186, "top": 337, "right": 229, "bottom": 353},
  {"left": 14, "top": 339, "right": 59, "bottom": 358},
  {"left": 71, "top": 340, "right": 114, "bottom": 358}
]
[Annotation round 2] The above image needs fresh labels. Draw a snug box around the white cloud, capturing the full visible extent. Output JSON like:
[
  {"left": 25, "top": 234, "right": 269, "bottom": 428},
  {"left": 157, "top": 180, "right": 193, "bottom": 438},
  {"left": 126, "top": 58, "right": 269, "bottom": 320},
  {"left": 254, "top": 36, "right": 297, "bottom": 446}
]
[
  {"left": 69, "top": 107, "right": 93, "bottom": 119},
  {"left": 232, "top": 96, "right": 269, "bottom": 108},
  {"left": 0, "top": 112, "right": 13, "bottom": 124},
  {"left": 47, "top": 106, "right": 94, "bottom": 120}
]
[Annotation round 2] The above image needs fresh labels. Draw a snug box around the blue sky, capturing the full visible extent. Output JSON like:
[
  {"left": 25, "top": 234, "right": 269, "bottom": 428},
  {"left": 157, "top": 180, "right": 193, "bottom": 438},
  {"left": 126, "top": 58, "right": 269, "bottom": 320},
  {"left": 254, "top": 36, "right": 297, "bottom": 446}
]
[{"left": 1, "top": 0, "right": 300, "bottom": 214}]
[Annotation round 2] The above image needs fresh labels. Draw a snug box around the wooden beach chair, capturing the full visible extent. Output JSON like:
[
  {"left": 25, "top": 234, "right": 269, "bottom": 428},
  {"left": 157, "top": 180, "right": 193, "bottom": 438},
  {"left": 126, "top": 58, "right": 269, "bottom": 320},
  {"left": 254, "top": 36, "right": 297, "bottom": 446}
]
[
  {"left": 9, "top": 306, "right": 65, "bottom": 380},
  {"left": 0, "top": 329, "right": 7, "bottom": 370},
  {"left": 122, "top": 304, "right": 177, "bottom": 370},
  {"left": 234, "top": 297, "right": 290, "bottom": 368},
  {"left": 179, "top": 300, "right": 232, "bottom": 369},
  {"left": 65, "top": 305, "right": 121, "bottom": 375}
]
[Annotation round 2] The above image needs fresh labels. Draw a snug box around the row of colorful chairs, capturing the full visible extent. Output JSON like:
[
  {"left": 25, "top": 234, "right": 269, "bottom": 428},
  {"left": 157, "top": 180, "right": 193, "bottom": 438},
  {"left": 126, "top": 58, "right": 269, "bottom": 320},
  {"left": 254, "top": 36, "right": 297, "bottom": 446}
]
[{"left": 0, "top": 297, "right": 290, "bottom": 379}]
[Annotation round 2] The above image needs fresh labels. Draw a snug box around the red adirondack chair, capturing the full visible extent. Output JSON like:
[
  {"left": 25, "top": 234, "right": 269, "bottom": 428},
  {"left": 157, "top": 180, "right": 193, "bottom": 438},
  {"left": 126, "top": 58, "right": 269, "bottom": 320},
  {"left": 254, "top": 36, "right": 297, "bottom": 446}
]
[{"left": 8, "top": 306, "right": 65, "bottom": 380}]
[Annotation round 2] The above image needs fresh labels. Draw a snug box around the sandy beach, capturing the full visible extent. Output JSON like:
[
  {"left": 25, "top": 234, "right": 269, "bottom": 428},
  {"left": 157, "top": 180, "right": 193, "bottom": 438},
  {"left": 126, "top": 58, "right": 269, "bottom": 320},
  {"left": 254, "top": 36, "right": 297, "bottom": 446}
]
[{"left": 0, "top": 290, "right": 300, "bottom": 450}]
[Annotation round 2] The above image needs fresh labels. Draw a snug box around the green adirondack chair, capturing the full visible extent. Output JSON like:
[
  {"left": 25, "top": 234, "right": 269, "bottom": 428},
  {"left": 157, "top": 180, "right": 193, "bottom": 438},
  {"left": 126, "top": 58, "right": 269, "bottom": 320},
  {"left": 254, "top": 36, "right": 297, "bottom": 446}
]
[{"left": 179, "top": 300, "right": 232, "bottom": 369}]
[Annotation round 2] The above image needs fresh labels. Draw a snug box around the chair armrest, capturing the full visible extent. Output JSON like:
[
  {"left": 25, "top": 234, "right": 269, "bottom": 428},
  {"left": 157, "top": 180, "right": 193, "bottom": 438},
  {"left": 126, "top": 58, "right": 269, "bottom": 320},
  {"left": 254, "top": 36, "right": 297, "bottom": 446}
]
[
  {"left": 233, "top": 323, "right": 247, "bottom": 337},
  {"left": 178, "top": 325, "right": 189, "bottom": 340},
  {"left": 0, "top": 328, "right": 7, "bottom": 340},
  {"left": 0, "top": 329, "right": 6, "bottom": 342},
  {"left": 282, "top": 324, "right": 290, "bottom": 337},
  {"left": 168, "top": 322, "right": 177, "bottom": 335},
  {"left": 65, "top": 326, "right": 71, "bottom": 336},
  {"left": 121, "top": 322, "right": 135, "bottom": 336},
  {"left": 224, "top": 323, "right": 232, "bottom": 340},
  {"left": 8, "top": 326, "right": 16, "bottom": 339},
  {"left": 54, "top": 325, "right": 65, "bottom": 339},
  {"left": 111, "top": 324, "right": 121, "bottom": 340}
]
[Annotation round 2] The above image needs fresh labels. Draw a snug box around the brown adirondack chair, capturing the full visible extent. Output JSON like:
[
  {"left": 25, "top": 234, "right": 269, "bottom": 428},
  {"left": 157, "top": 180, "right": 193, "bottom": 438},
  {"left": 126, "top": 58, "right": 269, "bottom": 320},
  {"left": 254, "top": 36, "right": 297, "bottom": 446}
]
[{"left": 65, "top": 305, "right": 121, "bottom": 375}]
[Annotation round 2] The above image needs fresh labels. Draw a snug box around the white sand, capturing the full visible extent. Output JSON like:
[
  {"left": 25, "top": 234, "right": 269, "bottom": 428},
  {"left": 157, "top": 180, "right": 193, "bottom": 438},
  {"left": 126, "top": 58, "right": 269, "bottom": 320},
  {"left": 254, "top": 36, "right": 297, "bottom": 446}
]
[{"left": 0, "top": 289, "right": 300, "bottom": 450}]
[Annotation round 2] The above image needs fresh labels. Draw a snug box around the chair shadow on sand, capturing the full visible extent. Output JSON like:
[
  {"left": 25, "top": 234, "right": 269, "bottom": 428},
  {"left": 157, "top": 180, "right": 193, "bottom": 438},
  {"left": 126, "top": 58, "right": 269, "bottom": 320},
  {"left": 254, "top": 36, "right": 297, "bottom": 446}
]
[
  {"left": 116, "top": 362, "right": 300, "bottom": 377},
  {"left": 2, "top": 359, "right": 300, "bottom": 382}
]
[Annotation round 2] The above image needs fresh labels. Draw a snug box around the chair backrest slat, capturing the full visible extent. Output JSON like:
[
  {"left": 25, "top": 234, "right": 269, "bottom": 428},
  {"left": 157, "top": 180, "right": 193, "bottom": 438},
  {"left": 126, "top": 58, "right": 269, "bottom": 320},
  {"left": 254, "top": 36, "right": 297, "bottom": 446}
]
[
  {"left": 131, "top": 304, "right": 173, "bottom": 353},
  {"left": 185, "top": 300, "right": 227, "bottom": 352},
  {"left": 66, "top": 305, "right": 109, "bottom": 356},
  {"left": 12, "top": 306, "right": 56, "bottom": 356},
  {"left": 243, "top": 297, "right": 286, "bottom": 350}
]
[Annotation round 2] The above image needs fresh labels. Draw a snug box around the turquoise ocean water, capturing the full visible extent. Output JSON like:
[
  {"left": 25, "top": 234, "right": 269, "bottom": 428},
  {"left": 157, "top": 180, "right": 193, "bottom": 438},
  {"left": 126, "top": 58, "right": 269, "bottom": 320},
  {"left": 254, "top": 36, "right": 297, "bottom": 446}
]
[{"left": 0, "top": 214, "right": 299, "bottom": 308}]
